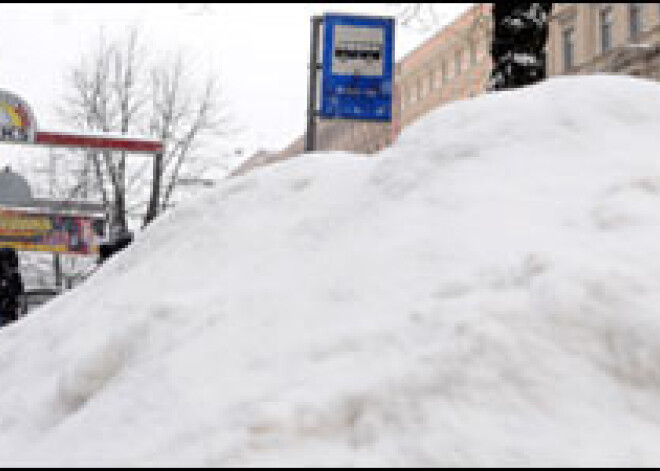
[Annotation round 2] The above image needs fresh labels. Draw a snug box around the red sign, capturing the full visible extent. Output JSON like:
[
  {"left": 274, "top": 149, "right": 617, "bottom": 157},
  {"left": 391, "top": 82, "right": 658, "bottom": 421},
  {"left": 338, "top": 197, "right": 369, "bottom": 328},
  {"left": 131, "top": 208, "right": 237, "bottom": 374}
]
[
  {"left": 35, "top": 131, "right": 163, "bottom": 154},
  {"left": 0, "top": 89, "right": 163, "bottom": 154},
  {"left": 0, "top": 207, "right": 105, "bottom": 255}
]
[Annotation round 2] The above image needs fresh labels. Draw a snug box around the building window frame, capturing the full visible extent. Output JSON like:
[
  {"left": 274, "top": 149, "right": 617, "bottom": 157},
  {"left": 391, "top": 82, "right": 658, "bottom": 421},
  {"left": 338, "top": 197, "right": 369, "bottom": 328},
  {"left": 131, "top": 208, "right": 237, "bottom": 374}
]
[
  {"left": 469, "top": 40, "right": 477, "bottom": 67},
  {"left": 562, "top": 26, "right": 575, "bottom": 72},
  {"left": 455, "top": 49, "right": 463, "bottom": 77},
  {"left": 600, "top": 5, "right": 613, "bottom": 54},
  {"left": 629, "top": 3, "right": 644, "bottom": 40},
  {"left": 409, "top": 84, "right": 417, "bottom": 105}
]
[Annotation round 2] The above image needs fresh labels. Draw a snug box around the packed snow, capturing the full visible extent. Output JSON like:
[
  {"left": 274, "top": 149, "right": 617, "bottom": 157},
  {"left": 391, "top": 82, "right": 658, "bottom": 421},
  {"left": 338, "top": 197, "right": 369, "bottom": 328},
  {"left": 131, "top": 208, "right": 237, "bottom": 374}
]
[{"left": 2, "top": 75, "right": 660, "bottom": 466}]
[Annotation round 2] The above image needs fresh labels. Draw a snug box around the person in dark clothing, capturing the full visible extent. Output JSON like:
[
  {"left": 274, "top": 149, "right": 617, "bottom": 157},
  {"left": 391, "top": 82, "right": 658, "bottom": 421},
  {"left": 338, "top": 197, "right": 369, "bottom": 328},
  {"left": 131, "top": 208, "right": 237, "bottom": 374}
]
[
  {"left": 489, "top": 3, "right": 553, "bottom": 91},
  {"left": 0, "top": 248, "right": 24, "bottom": 327},
  {"left": 98, "top": 228, "right": 133, "bottom": 264}
]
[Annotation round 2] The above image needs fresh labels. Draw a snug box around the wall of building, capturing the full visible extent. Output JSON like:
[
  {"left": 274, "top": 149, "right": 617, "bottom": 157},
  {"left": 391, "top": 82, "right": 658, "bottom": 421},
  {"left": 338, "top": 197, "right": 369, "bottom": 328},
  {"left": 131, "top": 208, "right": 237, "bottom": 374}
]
[
  {"left": 313, "top": 119, "right": 393, "bottom": 155},
  {"left": 549, "top": 3, "right": 660, "bottom": 79},
  {"left": 398, "top": 3, "right": 492, "bottom": 129}
]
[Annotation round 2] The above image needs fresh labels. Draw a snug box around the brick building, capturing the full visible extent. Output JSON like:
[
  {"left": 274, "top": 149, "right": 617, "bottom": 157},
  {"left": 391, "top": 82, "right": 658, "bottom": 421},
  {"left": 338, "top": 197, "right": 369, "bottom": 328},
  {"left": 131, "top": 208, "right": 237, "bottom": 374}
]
[{"left": 397, "top": 3, "right": 492, "bottom": 129}]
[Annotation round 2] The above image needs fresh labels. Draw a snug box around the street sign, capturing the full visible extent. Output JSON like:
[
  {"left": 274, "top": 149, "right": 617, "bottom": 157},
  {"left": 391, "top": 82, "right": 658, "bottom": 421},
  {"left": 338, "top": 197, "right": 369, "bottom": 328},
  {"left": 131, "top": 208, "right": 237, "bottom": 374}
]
[
  {"left": 0, "top": 168, "right": 106, "bottom": 256},
  {"left": 0, "top": 90, "right": 37, "bottom": 144},
  {"left": 320, "top": 14, "right": 395, "bottom": 122}
]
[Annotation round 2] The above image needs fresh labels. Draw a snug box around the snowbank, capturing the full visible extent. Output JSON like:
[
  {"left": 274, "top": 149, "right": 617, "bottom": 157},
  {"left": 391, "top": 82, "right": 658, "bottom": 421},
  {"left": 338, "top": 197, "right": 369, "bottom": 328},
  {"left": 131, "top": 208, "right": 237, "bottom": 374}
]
[{"left": 2, "top": 75, "right": 660, "bottom": 466}]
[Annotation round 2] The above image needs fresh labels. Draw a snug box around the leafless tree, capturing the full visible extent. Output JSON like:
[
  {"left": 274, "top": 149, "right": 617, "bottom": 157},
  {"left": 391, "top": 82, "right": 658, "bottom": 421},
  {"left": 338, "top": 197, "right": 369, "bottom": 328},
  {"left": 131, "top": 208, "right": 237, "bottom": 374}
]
[
  {"left": 388, "top": 3, "right": 445, "bottom": 31},
  {"left": 143, "top": 53, "right": 232, "bottom": 225},
  {"left": 59, "top": 26, "right": 233, "bottom": 232}
]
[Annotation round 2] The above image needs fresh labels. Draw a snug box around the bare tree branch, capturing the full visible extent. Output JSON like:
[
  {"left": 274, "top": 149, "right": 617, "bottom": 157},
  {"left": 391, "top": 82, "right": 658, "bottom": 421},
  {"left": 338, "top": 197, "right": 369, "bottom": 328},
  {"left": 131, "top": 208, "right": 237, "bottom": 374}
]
[{"left": 57, "top": 25, "right": 235, "bottom": 232}]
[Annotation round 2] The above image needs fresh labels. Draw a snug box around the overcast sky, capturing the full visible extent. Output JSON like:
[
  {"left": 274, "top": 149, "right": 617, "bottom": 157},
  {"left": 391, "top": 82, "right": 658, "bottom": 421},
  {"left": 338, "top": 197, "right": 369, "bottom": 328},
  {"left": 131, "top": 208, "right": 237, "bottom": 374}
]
[{"left": 0, "top": 3, "right": 470, "bottom": 170}]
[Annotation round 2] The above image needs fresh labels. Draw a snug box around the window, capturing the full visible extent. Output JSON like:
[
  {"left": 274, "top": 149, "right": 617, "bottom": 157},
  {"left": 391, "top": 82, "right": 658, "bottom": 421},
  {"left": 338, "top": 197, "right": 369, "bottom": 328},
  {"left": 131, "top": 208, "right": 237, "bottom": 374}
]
[
  {"left": 417, "top": 76, "right": 424, "bottom": 101},
  {"left": 469, "top": 41, "right": 477, "bottom": 67},
  {"left": 442, "top": 60, "right": 449, "bottom": 83},
  {"left": 600, "top": 6, "right": 613, "bottom": 53},
  {"left": 429, "top": 68, "right": 436, "bottom": 91},
  {"left": 562, "top": 27, "right": 575, "bottom": 71},
  {"left": 409, "top": 85, "right": 417, "bottom": 104},
  {"left": 455, "top": 49, "right": 462, "bottom": 76},
  {"left": 629, "top": 3, "right": 644, "bottom": 39}
]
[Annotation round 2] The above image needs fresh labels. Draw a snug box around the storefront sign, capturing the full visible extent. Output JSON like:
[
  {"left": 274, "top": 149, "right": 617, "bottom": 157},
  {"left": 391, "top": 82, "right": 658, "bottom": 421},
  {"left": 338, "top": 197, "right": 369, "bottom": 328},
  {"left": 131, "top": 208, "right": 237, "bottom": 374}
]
[{"left": 0, "top": 207, "right": 105, "bottom": 255}]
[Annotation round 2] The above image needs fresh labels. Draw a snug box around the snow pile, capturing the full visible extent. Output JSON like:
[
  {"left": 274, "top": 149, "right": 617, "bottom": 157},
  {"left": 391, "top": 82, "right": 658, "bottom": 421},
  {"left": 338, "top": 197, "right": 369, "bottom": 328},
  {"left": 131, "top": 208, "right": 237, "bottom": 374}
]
[{"left": 2, "top": 75, "right": 660, "bottom": 466}]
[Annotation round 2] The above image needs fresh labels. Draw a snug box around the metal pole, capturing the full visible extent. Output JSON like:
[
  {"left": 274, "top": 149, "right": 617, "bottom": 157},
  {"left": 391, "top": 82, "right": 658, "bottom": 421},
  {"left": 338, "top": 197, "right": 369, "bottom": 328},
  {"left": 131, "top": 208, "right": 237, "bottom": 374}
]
[
  {"left": 53, "top": 253, "right": 63, "bottom": 292},
  {"left": 144, "top": 150, "right": 163, "bottom": 227},
  {"left": 305, "top": 16, "right": 322, "bottom": 153}
]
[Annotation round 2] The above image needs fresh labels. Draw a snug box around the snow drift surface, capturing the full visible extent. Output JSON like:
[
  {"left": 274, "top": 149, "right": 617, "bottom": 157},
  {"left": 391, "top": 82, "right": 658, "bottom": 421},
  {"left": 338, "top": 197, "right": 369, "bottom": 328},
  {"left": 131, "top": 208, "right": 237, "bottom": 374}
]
[{"left": 3, "top": 76, "right": 660, "bottom": 466}]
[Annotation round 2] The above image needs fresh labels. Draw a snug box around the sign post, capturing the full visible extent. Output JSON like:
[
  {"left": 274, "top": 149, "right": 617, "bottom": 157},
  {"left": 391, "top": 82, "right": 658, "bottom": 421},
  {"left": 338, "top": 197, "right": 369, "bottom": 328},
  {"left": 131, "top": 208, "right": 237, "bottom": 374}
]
[
  {"left": 320, "top": 14, "right": 395, "bottom": 122},
  {"left": 305, "top": 13, "right": 395, "bottom": 153},
  {"left": 305, "top": 16, "right": 323, "bottom": 153}
]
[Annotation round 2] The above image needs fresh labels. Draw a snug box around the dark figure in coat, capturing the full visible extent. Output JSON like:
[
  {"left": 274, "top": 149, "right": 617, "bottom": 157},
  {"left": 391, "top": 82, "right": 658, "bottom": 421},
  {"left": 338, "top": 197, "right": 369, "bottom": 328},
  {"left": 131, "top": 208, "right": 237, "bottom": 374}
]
[
  {"left": 0, "top": 248, "right": 24, "bottom": 327},
  {"left": 99, "top": 229, "right": 133, "bottom": 264},
  {"left": 489, "top": 3, "right": 553, "bottom": 91}
]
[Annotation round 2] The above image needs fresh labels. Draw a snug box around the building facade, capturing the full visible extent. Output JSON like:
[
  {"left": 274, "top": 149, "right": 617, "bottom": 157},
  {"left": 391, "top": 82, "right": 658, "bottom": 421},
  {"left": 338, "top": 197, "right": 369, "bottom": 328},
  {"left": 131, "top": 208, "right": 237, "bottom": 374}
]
[
  {"left": 231, "top": 4, "right": 493, "bottom": 177},
  {"left": 397, "top": 3, "right": 492, "bottom": 129},
  {"left": 548, "top": 3, "right": 660, "bottom": 79},
  {"left": 232, "top": 4, "right": 660, "bottom": 179},
  {"left": 306, "top": 2, "right": 493, "bottom": 155}
]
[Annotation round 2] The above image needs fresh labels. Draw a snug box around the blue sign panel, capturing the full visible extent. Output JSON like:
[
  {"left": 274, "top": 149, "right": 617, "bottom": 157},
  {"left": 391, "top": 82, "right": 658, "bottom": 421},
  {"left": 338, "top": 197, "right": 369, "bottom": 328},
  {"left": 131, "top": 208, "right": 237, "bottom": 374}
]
[{"left": 320, "top": 14, "right": 395, "bottom": 122}]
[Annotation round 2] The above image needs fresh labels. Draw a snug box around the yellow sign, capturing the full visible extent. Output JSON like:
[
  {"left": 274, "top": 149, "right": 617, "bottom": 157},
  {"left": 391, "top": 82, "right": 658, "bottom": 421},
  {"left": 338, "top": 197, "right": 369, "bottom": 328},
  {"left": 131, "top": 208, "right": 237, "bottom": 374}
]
[
  {"left": 0, "top": 214, "right": 52, "bottom": 234},
  {"left": 0, "top": 208, "right": 104, "bottom": 255}
]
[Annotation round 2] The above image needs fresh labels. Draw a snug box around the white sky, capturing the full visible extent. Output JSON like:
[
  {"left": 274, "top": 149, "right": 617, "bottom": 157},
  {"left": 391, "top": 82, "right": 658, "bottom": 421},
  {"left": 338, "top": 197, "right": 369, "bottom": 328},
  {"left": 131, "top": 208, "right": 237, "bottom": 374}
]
[{"left": 0, "top": 3, "right": 471, "bottom": 165}]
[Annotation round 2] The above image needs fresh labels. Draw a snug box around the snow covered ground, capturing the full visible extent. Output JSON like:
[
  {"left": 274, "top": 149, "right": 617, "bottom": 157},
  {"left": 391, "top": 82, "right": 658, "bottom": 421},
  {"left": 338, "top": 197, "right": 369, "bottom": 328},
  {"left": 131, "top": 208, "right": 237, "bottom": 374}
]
[{"left": 2, "top": 75, "right": 660, "bottom": 466}]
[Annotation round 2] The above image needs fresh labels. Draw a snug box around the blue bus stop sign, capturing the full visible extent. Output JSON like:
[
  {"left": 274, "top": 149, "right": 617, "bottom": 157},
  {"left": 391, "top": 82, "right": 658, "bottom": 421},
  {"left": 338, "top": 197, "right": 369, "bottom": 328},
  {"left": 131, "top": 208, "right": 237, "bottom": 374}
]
[{"left": 320, "top": 14, "right": 395, "bottom": 122}]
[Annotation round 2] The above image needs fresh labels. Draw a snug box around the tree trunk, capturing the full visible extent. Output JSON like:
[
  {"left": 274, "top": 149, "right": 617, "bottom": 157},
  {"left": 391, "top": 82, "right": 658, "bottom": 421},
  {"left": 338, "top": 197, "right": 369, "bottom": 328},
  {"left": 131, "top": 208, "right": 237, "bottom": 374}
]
[
  {"left": 53, "top": 254, "right": 63, "bottom": 292},
  {"left": 143, "top": 151, "right": 163, "bottom": 227}
]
